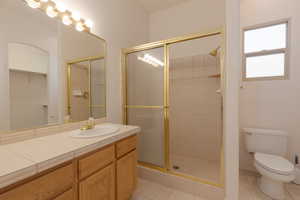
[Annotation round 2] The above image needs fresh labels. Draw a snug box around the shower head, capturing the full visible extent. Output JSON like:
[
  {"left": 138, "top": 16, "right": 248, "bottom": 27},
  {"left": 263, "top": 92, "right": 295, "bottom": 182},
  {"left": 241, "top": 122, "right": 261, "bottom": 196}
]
[{"left": 209, "top": 47, "right": 220, "bottom": 57}]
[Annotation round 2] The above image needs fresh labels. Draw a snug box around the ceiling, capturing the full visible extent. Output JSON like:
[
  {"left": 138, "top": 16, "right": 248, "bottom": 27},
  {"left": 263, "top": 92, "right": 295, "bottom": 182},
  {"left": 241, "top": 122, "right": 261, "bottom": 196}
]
[{"left": 137, "top": 0, "right": 190, "bottom": 13}]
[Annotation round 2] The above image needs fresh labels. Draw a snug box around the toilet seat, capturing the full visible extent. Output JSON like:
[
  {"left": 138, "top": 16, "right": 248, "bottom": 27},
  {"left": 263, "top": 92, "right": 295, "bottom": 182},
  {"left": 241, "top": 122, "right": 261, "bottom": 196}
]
[{"left": 255, "top": 153, "right": 294, "bottom": 175}]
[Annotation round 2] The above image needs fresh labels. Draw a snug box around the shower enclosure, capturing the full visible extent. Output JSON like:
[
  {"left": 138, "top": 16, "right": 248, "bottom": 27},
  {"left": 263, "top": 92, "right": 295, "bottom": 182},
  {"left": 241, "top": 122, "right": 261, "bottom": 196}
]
[{"left": 122, "top": 31, "right": 224, "bottom": 187}]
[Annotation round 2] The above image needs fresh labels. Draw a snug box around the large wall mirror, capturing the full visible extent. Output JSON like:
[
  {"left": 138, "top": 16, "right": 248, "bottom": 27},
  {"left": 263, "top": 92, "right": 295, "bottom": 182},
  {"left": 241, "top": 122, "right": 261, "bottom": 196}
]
[{"left": 0, "top": 0, "right": 106, "bottom": 133}]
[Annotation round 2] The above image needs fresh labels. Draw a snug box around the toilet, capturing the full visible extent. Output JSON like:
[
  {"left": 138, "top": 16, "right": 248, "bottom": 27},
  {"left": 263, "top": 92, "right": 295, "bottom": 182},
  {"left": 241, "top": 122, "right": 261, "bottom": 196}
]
[{"left": 243, "top": 128, "right": 295, "bottom": 200}]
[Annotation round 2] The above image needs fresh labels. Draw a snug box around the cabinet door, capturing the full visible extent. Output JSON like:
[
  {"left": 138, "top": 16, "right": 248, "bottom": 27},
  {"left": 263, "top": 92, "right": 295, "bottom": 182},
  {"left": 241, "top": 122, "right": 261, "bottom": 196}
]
[
  {"left": 79, "top": 164, "right": 115, "bottom": 200},
  {"left": 38, "top": 164, "right": 74, "bottom": 200},
  {"left": 78, "top": 145, "right": 115, "bottom": 180},
  {"left": 117, "top": 150, "right": 137, "bottom": 200},
  {"left": 53, "top": 189, "right": 74, "bottom": 200}
]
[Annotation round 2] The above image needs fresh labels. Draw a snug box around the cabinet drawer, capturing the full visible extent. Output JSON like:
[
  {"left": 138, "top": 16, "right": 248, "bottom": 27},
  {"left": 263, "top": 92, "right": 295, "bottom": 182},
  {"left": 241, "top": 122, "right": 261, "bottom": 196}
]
[
  {"left": 38, "top": 164, "right": 74, "bottom": 200},
  {"left": 53, "top": 189, "right": 74, "bottom": 200},
  {"left": 0, "top": 164, "right": 74, "bottom": 200},
  {"left": 116, "top": 135, "right": 137, "bottom": 158},
  {"left": 0, "top": 180, "right": 39, "bottom": 200},
  {"left": 79, "top": 145, "right": 115, "bottom": 179}
]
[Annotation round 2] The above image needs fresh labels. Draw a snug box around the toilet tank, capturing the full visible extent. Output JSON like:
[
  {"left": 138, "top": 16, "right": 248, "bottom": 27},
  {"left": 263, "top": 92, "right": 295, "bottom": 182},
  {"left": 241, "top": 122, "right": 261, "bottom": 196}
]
[{"left": 243, "top": 128, "right": 288, "bottom": 156}]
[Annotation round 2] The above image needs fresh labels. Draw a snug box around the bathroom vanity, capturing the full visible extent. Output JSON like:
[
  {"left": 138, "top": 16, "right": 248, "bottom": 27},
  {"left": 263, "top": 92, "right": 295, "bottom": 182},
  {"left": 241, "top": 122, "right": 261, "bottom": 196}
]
[
  {"left": 0, "top": 1, "right": 137, "bottom": 199},
  {"left": 0, "top": 124, "right": 139, "bottom": 200}
]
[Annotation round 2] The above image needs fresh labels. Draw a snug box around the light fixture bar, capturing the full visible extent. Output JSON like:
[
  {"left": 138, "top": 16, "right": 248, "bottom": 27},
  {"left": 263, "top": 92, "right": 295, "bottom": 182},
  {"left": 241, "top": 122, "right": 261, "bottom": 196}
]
[
  {"left": 24, "top": 0, "right": 93, "bottom": 32},
  {"left": 26, "top": 0, "right": 41, "bottom": 9}
]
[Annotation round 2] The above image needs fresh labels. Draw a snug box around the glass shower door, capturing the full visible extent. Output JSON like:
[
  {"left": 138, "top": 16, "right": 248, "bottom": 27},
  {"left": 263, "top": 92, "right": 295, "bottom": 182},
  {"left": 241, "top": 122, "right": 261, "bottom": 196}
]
[
  {"left": 168, "top": 35, "right": 223, "bottom": 184},
  {"left": 125, "top": 47, "right": 165, "bottom": 168}
]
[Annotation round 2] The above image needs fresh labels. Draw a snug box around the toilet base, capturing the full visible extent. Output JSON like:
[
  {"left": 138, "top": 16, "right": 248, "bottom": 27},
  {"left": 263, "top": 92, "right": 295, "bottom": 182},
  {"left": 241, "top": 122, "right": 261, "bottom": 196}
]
[{"left": 259, "top": 176, "right": 285, "bottom": 200}]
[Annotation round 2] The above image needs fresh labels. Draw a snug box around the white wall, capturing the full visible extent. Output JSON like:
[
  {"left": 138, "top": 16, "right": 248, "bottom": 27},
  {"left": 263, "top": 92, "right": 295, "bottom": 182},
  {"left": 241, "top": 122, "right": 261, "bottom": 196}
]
[
  {"left": 0, "top": 35, "right": 10, "bottom": 131},
  {"left": 59, "top": 0, "right": 149, "bottom": 123},
  {"left": 149, "top": 0, "right": 225, "bottom": 41},
  {"left": 224, "top": 0, "right": 240, "bottom": 199},
  {"left": 8, "top": 43, "right": 49, "bottom": 74},
  {"left": 240, "top": 0, "right": 300, "bottom": 171}
]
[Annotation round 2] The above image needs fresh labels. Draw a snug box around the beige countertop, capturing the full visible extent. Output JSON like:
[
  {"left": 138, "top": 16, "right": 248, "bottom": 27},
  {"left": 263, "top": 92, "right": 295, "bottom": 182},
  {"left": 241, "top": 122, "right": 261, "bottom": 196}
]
[{"left": 0, "top": 123, "right": 140, "bottom": 189}]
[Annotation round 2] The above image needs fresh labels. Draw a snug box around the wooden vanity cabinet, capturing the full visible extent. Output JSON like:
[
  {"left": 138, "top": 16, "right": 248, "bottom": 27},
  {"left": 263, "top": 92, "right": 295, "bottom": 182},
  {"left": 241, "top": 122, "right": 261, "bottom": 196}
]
[
  {"left": 53, "top": 189, "right": 74, "bottom": 200},
  {"left": 117, "top": 150, "right": 137, "bottom": 200},
  {"left": 0, "top": 135, "right": 138, "bottom": 200},
  {"left": 79, "top": 164, "right": 115, "bottom": 200},
  {"left": 78, "top": 135, "right": 137, "bottom": 200},
  {"left": 78, "top": 144, "right": 115, "bottom": 200},
  {"left": 78, "top": 145, "right": 115, "bottom": 180},
  {"left": 116, "top": 135, "right": 137, "bottom": 158},
  {"left": 0, "top": 163, "right": 74, "bottom": 200},
  {"left": 0, "top": 179, "right": 40, "bottom": 200}
]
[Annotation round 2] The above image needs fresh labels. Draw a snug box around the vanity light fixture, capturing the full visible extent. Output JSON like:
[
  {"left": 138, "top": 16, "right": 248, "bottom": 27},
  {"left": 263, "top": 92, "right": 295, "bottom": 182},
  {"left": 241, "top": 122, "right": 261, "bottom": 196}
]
[
  {"left": 46, "top": 6, "right": 58, "bottom": 18},
  {"left": 138, "top": 54, "right": 164, "bottom": 67},
  {"left": 76, "top": 22, "right": 85, "bottom": 32},
  {"left": 62, "top": 15, "right": 72, "bottom": 26},
  {"left": 24, "top": 0, "right": 92, "bottom": 32},
  {"left": 55, "top": 2, "right": 67, "bottom": 12},
  {"left": 26, "top": 0, "right": 41, "bottom": 9},
  {"left": 72, "top": 11, "right": 81, "bottom": 22},
  {"left": 85, "top": 19, "right": 93, "bottom": 28}
]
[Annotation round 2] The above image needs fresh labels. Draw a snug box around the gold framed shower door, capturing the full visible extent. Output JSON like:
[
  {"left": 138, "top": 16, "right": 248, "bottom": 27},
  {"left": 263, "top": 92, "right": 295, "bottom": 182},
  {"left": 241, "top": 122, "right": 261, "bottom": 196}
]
[{"left": 122, "top": 29, "right": 224, "bottom": 188}]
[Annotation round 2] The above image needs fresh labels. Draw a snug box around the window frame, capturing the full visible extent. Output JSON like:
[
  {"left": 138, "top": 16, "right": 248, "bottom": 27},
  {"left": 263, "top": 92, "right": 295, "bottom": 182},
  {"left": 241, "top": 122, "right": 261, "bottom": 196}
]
[{"left": 242, "top": 19, "right": 291, "bottom": 81}]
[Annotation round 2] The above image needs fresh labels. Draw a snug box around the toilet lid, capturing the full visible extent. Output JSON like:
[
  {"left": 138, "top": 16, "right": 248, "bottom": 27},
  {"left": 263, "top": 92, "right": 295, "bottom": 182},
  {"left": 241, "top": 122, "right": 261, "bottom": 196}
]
[{"left": 255, "top": 153, "right": 294, "bottom": 175}]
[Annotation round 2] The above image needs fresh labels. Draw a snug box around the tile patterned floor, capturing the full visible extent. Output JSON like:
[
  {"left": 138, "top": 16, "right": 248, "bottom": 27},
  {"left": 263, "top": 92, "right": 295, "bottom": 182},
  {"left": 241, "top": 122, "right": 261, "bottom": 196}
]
[
  {"left": 286, "top": 183, "right": 300, "bottom": 200},
  {"left": 132, "top": 172, "right": 300, "bottom": 200},
  {"left": 131, "top": 179, "right": 207, "bottom": 200},
  {"left": 171, "top": 155, "right": 220, "bottom": 184},
  {"left": 240, "top": 170, "right": 300, "bottom": 200}
]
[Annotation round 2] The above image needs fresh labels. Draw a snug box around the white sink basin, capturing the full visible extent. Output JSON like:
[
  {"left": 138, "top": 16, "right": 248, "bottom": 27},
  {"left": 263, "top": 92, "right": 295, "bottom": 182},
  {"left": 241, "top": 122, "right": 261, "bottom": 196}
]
[{"left": 69, "top": 124, "right": 121, "bottom": 138}]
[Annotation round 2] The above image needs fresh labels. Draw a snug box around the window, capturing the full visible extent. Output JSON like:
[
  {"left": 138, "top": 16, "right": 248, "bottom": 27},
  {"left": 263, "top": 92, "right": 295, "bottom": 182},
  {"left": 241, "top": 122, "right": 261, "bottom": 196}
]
[{"left": 243, "top": 20, "right": 289, "bottom": 80}]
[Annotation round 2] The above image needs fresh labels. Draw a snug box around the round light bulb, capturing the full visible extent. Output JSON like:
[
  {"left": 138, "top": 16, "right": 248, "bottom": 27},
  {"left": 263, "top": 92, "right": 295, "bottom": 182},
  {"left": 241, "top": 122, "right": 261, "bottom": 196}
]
[
  {"left": 46, "top": 6, "right": 58, "bottom": 18},
  {"left": 26, "top": 0, "right": 41, "bottom": 9},
  {"left": 56, "top": 2, "right": 67, "bottom": 12},
  {"left": 62, "top": 15, "right": 72, "bottom": 26},
  {"left": 72, "top": 11, "right": 81, "bottom": 21},
  {"left": 85, "top": 19, "right": 93, "bottom": 28},
  {"left": 76, "top": 22, "right": 85, "bottom": 32}
]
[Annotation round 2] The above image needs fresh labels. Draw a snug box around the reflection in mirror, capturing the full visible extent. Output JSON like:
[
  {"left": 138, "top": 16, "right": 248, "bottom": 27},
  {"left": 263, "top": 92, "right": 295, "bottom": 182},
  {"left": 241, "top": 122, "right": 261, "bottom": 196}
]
[
  {"left": 9, "top": 43, "right": 50, "bottom": 130},
  {"left": 90, "top": 59, "right": 106, "bottom": 119},
  {"left": 0, "top": 0, "right": 106, "bottom": 133},
  {"left": 68, "top": 61, "right": 90, "bottom": 122},
  {"left": 63, "top": 25, "right": 106, "bottom": 123},
  {"left": 66, "top": 57, "right": 106, "bottom": 122}
]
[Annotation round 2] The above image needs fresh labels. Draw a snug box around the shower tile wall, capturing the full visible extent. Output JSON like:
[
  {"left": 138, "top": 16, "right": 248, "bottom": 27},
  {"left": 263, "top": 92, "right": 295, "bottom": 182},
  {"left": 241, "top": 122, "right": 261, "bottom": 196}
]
[{"left": 169, "top": 54, "right": 222, "bottom": 162}]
